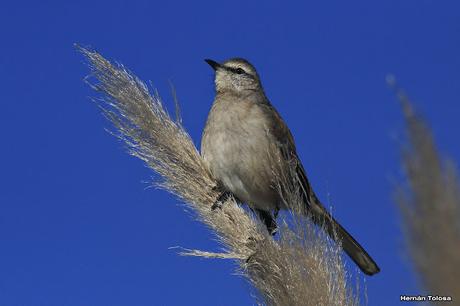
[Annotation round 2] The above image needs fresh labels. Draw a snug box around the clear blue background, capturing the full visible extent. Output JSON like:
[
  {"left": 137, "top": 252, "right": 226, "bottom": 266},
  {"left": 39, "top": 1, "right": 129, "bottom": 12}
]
[{"left": 1, "top": 1, "right": 459, "bottom": 305}]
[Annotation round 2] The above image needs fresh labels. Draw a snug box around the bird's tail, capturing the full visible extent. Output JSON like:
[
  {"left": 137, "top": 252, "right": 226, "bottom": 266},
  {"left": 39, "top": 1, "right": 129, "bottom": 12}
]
[
  {"left": 293, "top": 159, "right": 380, "bottom": 275},
  {"left": 309, "top": 195, "right": 380, "bottom": 276}
]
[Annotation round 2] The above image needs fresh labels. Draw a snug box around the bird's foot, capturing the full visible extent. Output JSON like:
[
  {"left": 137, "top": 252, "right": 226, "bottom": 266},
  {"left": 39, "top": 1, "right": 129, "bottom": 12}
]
[
  {"left": 211, "top": 190, "right": 233, "bottom": 210},
  {"left": 268, "top": 224, "right": 278, "bottom": 236},
  {"left": 255, "top": 209, "right": 278, "bottom": 236}
]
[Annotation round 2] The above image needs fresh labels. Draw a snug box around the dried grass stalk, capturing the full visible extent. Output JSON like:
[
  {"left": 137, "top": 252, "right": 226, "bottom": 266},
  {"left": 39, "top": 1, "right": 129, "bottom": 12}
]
[
  {"left": 393, "top": 83, "right": 460, "bottom": 302},
  {"left": 77, "top": 45, "right": 359, "bottom": 305}
]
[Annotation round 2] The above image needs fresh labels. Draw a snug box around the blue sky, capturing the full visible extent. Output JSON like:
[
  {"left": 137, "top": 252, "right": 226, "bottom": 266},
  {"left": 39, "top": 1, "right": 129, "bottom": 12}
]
[{"left": 1, "top": 1, "right": 459, "bottom": 305}]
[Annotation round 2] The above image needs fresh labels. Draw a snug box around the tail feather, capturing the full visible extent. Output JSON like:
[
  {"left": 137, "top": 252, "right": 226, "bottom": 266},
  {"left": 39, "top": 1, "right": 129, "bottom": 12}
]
[
  {"left": 314, "top": 203, "right": 380, "bottom": 275},
  {"left": 295, "top": 162, "right": 380, "bottom": 275}
]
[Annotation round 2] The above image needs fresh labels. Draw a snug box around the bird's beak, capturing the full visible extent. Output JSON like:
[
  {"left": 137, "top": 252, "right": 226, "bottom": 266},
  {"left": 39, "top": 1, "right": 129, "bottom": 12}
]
[{"left": 204, "top": 59, "right": 221, "bottom": 71}]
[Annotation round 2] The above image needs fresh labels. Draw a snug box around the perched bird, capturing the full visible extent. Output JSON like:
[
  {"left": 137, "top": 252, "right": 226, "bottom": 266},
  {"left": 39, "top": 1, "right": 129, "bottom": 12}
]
[{"left": 201, "top": 58, "right": 380, "bottom": 276}]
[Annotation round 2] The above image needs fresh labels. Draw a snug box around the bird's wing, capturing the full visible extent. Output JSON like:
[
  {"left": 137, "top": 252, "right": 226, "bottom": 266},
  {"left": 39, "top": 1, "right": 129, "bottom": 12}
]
[
  {"left": 259, "top": 102, "right": 314, "bottom": 205},
  {"left": 260, "top": 102, "right": 380, "bottom": 275}
]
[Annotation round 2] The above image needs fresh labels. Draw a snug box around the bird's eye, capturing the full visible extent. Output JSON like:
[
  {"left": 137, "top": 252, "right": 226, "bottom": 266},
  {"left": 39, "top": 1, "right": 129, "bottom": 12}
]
[{"left": 235, "top": 68, "right": 245, "bottom": 74}]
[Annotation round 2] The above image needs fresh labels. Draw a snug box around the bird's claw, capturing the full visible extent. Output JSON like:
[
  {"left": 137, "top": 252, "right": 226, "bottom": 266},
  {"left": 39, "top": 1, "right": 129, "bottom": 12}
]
[
  {"left": 211, "top": 201, "right": 222, "bottom": 210},
  {"left": 211, "top": 190, "right": 233, "bottom": 210}
]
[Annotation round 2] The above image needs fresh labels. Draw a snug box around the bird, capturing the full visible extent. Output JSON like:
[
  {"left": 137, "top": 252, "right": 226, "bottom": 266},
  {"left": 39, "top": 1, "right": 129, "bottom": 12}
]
[{"left": 201, "top": 58, "right": 380, "bottom": 276}]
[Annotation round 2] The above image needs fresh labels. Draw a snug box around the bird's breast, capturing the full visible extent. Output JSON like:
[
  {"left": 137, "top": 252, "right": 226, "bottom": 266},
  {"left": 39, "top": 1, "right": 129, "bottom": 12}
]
[{"left": 201, "top": 99, "right": 279, "bottom": 210}]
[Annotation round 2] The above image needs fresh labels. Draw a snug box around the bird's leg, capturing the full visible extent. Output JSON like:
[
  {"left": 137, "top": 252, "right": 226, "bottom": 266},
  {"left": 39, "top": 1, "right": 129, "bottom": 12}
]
[
  {"left": 255, "top": 209, "right": 278, "bottom": 236},
  {"left": 274, "top": 207, "right": 280, "bottom": 219},
  {"left": 211, "top": 186, "right": 233, "bottom": 210}
]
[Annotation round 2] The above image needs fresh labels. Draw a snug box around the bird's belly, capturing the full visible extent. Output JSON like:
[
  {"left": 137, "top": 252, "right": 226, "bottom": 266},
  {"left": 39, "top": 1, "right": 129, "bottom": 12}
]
[{"left": 202, "top": 127, "right": 278, "bottom": 211}]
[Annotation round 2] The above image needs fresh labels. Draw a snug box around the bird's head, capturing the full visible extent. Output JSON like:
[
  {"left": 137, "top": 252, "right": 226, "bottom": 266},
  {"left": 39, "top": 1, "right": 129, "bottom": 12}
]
[{"left": 205, "top": 58, "right": 262, "bottom": 94}]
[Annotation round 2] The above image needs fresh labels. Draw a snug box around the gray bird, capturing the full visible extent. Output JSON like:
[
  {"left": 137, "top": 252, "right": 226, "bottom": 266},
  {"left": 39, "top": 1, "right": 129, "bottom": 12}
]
[{"left": 201, "top": 58, "right": 380, "bottom": 276}]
